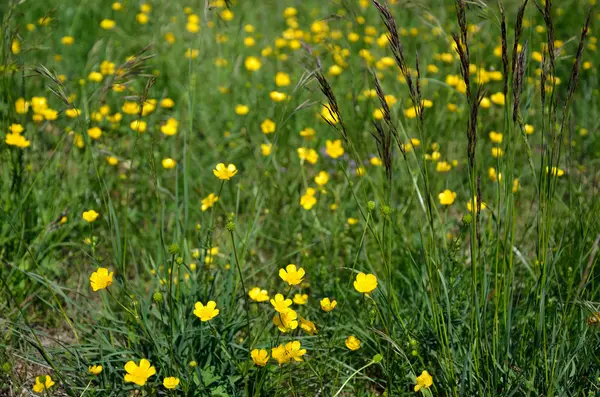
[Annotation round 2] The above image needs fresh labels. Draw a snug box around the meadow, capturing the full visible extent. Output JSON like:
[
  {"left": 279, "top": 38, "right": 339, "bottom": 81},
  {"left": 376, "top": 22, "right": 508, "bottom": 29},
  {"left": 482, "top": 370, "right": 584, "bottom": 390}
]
[{"left": 1, "top": 0, "right": 599, "bottom": 395}]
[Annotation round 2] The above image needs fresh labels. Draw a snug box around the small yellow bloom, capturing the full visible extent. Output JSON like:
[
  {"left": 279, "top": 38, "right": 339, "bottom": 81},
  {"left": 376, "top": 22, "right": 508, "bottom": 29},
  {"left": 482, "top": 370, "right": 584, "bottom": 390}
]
[
  {"left": 32, "top": 375, "right": 55, "bottom": 393},
  {"left": 271, "top": 344, "right": 290, "bottom": 365},
  {"left": 345, "top": 336, "right": 361, "bottom": 351},
  {"left": 251, "top": 349, "right": 269, "bottom": 366},
  {"left": 438, "top": 190, "right": 457, "bottom": 206},
  {"left": 489, "top": 131, "right": 503, "bottom": 143},
  {"left": 285, "top": 341, "right": 306, "bottom": 361},
  {"left": 314, "top": 171, "right": 329, "bottom": 186},
  {"left": 270, "top": 91, "right": 288, "bottom": 102},
  {"left": 193, "top": 301, "right": 220, "bottom": 321},
  {"left": 245, "top": 56, "right": 262, "bottom": 72},
  {"left": 160, "top": 98, "right": 175, "bottom": 108},
  {"left": 88, "top": 365, "right": 103, "bottom": 375},
  {"left": 235, "top": 105, "right": 249, "bottom": 115},
  {"left": 275, "top": 72, "right": 291, "bottom": 87},
  {"left": 467, "top": 197, "right": 486, "bottom": 213},
  {"left": 293, "top": 293, "right": 308, "bottom": 305},
  {"left": 201, "top": 193, "right": 219, "bottom": 211},
  {"left": 261, "top": 143, "right": 272, "bottom": 156},
  {"left": 249, "top": 287, "right": 269, "bottom": 302},
  {"left": 270, "top": 293, "right": 293, "bottom": 313},
  {"left": 353, "top": 272, "right": 378, "bottom": 294},
  {"left": 320, "top": 297, "right": 337, "bottom": 312},
  {"left": 491, "top": 92, "right": 505, "bottom": 106},
  {"left": 61, "top": 36, "right": 75, "bottom": 45},
  {"left": 124, "top": 359, "right": 156, "bottom": 386},
  {"left": 299, "top": 317, "right": 318, "bottom": 335},
  {"left": 261, "top": 119, "right": 276, "bottom": 134},
  {"left": 414, "top": 370, "right": 433, "bottom": 392},
  {"left": 325, "top": 139, "right": 344, "bottom": 159},
  {"left": 213, "top": 163, "right": 238, "bottom": 180},
  {"left": 130, "top": 120, "right": 147, "bottom": 133},
  {"left": 163, "top": 377, "right": 180, "bottom": 390},
  {"left": 82, "top": 210, "right": 99, "bottom": 222},
  {"left": 273, "top": 309, "right": 298, "bottom": 332},
  {"left": 90, "top": 268, "right": 113, "bottom": 291},
  {"left": 279, "top": 264, "right": 305, "bottom": 285},
  {"left": 100, "top": 19, "right": 116, "bottom": 30},
  {"left": 162, "top": 158, "right": 176, "bottom": 169},
  {"left": 300, "top": 188, "right": 317, "bottom": 210},
  {"left": 87, "top": 127, "right": 102, "bottom": 140}
]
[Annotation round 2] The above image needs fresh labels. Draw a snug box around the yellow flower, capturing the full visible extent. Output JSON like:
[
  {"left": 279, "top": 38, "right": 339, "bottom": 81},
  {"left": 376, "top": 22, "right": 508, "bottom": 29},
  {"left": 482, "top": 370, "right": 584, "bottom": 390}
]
[
  {"left": 112, "top": 2, "right": 123, "bottom": 11},
  {"left": 325, "top": 139, "right": 344, "bottom": 159},
  {"left": 300, "top": 188, "right": 317, "bottom": 210},
  {"left": 136, "top": 13, "right": 149, "bottom": 24},
  {"left": 193, "top": 300, "right": 220, "bottom": 321},
  {"left": 248, "top": 287, "right": 269, "bottom": 302},
  {"left": 100, "top": 19, "right": 116, "bottom": 30},
  {"left": 88, "top": 365, "right": 103, "bottom": 375},
  {"left": 11, "top": 39, "right": 20, "bottom": 54},
  {"left": 87, "top": 127, "right": 102, "bottom": 140},
  {"left": 436, "top": 161, "right": 452, "bottom": 172},
  {"left": 347, "top": 218, "right": 359, "bottom": 225},
  {"left": 321, "top": 104, "right": 339, "bottom": 124},
  {"left": 163, "top": 377, "right": 180, "bottom": 390},
  {"left": 270, "top": 293, "right": 292, "bottom": 313},
  {"left": 414, "top": 370, "right": 433, "bottom": 392},
  {"left": 273, "top": 309, "right": 298, "bottom": 332},
  {"left": 261, "top": 119, "right": 276, "bottom": 134},
  {"left": 82, "top": 210, "right": 99, "bottom": 222},
  {"left": 185, "top": 48, "right": 199, "bottom": 59},
  {"left": 221, "top": 9, "right": 234, "bottom": 21},
  {"left": 124, "top": 359, "right": 156, "bottom": 386},
  {"left": 546, "top": 166, "right": 565, "bottom": 177},
  {"left": 245, "top": 56, "right": 262, "bottom": 72},
  {"left": 16, "top": 98, "right": 30, "bottom": 114},
  {"left": 489, "top": 131, "right": 503, "bottom": 143},
  {"left": 162, "top": 158, "right": 176, "bottom": 169},
  {"left": 235, "top": 105, "right": 249, "bottom": 115},
  {"left": 370, "top": 157, "right": 382, "bottom": 166},
  {"left": 275, "top": 72, "right": 291, "bottom": 87},
  {"left": 271, "top": 344, "right": 290, "bottom": 365},
  {"left": 130, "top": 120, "right": 147, "bottom": 133},
  {"left": 524, "top": 124, "right": 535, "bottom": 134},
  {"left": 345, "top": 336, "right": 361, "bottom": 351},
  {"left": 270, "top": 91, "right": 288, "bottom": 102},
  {"left": 299, "top": 317, "right": 318, "bottom": 335},
  {"left": 439, "top": 190, "right": 457, "bottom": 206},
  {"left": 201, "top": 193, "right": 219, "bottom": 211},
  {"left": 100, "top": 61, "right": 115, "bottom": 75},
  {"left": 61, "top": 36, "right": 75, "bottom": 45},
  {"left": 65, "top": 108, "right": 81, "bottom": 118},
  {"left": 160, "top": 98, "right": 175, "bottom": 108},
  {"left": 491, "top": 92, "right": 505, "bottom": 106},
  {"left": 297, "top": 148, "right": 319, "bottom": 164},
  {"left": 467, "top": 197, "right": 486, "bottom": 213},
  {"left": 300, "top": 127, "right": 316, "bottom": 139},
  {"left": 320, "top": 297, "right": 337, "bottom": 312},
  {"left": 314, "top": 171, "right": 329, "bottom": 186},
  {"left": 353, "top": 272, "right": 378, "bottom": 294},
  {"left": 293, "top": 293, "right": 308, "bottom": 305},
  {"left": 251, "top": 349, "right": 269, "bottom": 366},
  {"left": 6, "top": 133, "right": 31, "bottom": 148},
  {"left": 213, "top": 163, "right": 238, "bottom": 180},
  {"left": 261, "top": 143, "right": 272, "bottom": 156},
  {"left": 491, "top": 147, "right": 504, "bottom": 158},
  {"left": 88, "top": 72, "right": 103, "bottom": 82},
  {"left": 285, "top": 341, "right": 306, "bottom": 361},
  {"left": 161, "top": 118, "right": 179, "bottom": 136},
  {"left": 32, "top": 375, "right": 55, "bottom": 393},
  {"left": 89, "top": 268, "right": 113, "bottom": 291}
]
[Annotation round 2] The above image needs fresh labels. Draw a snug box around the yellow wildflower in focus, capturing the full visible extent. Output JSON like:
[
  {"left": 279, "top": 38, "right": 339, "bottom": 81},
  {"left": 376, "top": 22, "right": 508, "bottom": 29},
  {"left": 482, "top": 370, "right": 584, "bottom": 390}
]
[
  {"left": 6, "top": 133, "right": 31, "bottom": 148},
  {"left": 320, "top": 297, "right": 337, "bottom": 312},
  {"left": 251, "top": 349, "right": 269, "bottom": 366},
  {"left": 414, "top": 370, "right": 433, "bottom": 392},
  {"left": 353, "top": 272, "right": 378, "bottom": 294},
  {"left": 124, "top": 359, "right": 156, "bottom": 386},
  {"left": 271, "top": 344, "right": 290, "bottom": 365},
  {"left": 270, "top": 293, "right": 293, "bottom": 313},
  {"left": 261, "top": 119, "right": 276, "bottom": 134},
  {"left": 88, "top": 365, "right": 103, "bottom": 375},
  {"left": 163, "top": 377, "right": 180, "bottom": 390},
  {"left": 213, "top": 163, "right": 238, "bottom": 180},
  {"left": 345, "top": 336, "right": 361, "bottom": 351},
  {"left": 82, "top": 210, "right": 99, "bottom": 222},
  {"left": 89, "top": 268, "right": 113, "bottom": 291},
  {"left": 273, "top": 309, "right": 298, "bottom": 332},
  {"left": 32, "top": 375, "right": 55, "bottom": 393},
  {"left": 193, "top": 301, "right": 220, "bottom": 321},
  {"left": 201, "top": 193, "right": 219, "bottom": 211},
  {"left": 285, "top": 341, "right": 307, "bottom": 361},
  {"left": 325, "top": 139, "right": 344, "bottom": 158},
  {"left": 439, "top": 190, "right": 457, "bottom": 206},
  {"left": 279, "top": 264, "right": 305, "bottom": 285},
  {"left": 315, "top": 171, "right": 329, "bottom": 186},
  {"left": 249, "top": 287, "right": 269, "bottom": 302}
]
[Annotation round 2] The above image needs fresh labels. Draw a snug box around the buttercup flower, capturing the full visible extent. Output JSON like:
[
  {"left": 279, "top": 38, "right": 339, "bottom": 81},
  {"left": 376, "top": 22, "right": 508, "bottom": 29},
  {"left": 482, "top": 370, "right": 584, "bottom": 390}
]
[
  {"left": 353, "top": 272, "right": 378, "bottom": 294},
  {"left": 88, "top": 365, "right": 103, "bottom": 375},
  {"left": 285, "top": 341, "right": 306, "bottom": 361},
  {"left": 251, "top": 349, "right": 269, "bottom": 366},
  {"left": 193, "top": 301, "right": 220, "bottom": 321},
  {"left": 163, "top": 377, "right": 180, "bottom": 389},
  {"left": 414, "top": 370, "right": 433, "bottom": 392},
  {"left": 213, "top": 163, "right": 238, "bottom": 180},
  {"left": 325, "top": 139, "right": 344, "bottom": 158},
  {"left": 201, "top": 193, "right": 219, "bottom": 211},
  {"left": 299, "top": 317, "right": 317, "bottom": 335},
  {"left": 320, "top": 297, "right": 337, "bottom": 312},
  {"left": 124, "top": 359, "right": 156, "bottom": 386},
  {"left": 100, "top": 19, "right": 116, "bottom": 30},
  {"left": 270, "top": 293, "right": 292, "bottom": 313},
  {"left": 293, "top": 293, "right": 308, "bottom": 305},
  {"left": 82, "top": 210, "right": 99, "bottom": 222},
  {"left": 261, "top": 118, "right": 276, "bottom": 134},
  {"left": 32, "top": 375, "right": 55, "bottom": 393},
  {"left": 273, "top": 309, "right": 298, "bottom": 332},
  {"left": 271, "top": 344, "right": 290, "bottom": 365},
  {"left": 345, "top": 336, "right": 361, "bottom": 351},
  {"left": 249, "top": 287, "right": 269, "bottom": 302},
  {"left": 162, "top": 158, "right": 176, "bottom": 169},
  {"left": 279, "top": 264, "right": 305, "bottom": 285},
  {"left": 90, "top": 268, "right": 113, "bottom": 291},
  {"left": 300, "top": 188, "right": 317, "bottom": 210},
  {"left": 438, "top": 190, "right": 457, "bottom": 206}
]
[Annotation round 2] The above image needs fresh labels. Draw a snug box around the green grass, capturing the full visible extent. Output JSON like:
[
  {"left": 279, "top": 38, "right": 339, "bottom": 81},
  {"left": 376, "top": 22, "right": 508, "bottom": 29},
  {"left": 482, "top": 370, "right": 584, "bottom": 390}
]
[{"left": 1, "top": 0, "right": 599, "bottom": 395}]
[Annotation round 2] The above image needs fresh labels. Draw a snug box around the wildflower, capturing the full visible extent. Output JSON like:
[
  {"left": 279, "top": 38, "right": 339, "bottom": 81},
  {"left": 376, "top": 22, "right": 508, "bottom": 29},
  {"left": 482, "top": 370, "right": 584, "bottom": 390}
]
[
  {"left": 162, "top": 158, "right": 176, "bottom": 169},
  {"left": 345, "top": 336, "right": 361, "bottom": 351},
  {"left": 438, "top": 190, "right": 457, "bottom": 206},
  {"left": 249, "top": 287, "right": 269, "bottom": 302},
  {"left": 11, "top": 39, "right": 20, "bottom": 54},
  {"left": 90, "top": 268, "right": 113, "bottom": 291},
  {"left": 100, "top": 19, "right": 116, "bottom": 30},
  {"left": 100, "top": 61, "right": 115, "bottom": 75},
  {"left": 320, "top": 105, "right": 339, "bottom": 124},
  {"left": 271, "top": 344, "right": 290, "bottom": 365},
  {"left": 261, "top": 119, "right": 276, "bottom": 134},
  {"left": 436, "top": 161, "right": 452, "bottom": 172},
  {"left": 213, "top": 163, "right": 238, "bottom": 180},
  {"left": 245, "top": 56, "right": 262, "bottom": 71},
  {"left": 163, "top": 377, "right": 180, "bottom": 389},
  {"left": 489, "top": 131, "right": 503, "bottom": 143},
  {"left": 161, "top": 118, "right": 179, "bottom": 136},
  {"left": 16, "top": 98, "right": 30, "bottom": 114},
  {"left": 525, "top": 124, "right": 535, "bottom": 134},
  {"left": 270, "top": 293, "right": 293, "bottom": 313},
  {"left": 235, "top": 105, "right": 249, "bottom": 115},
  {"left": 347, "top": 218, "right": 359, "bottom": 225},
  {"left": 546, "top": 166, "right": 565, "bottom": 177},
  {"left": 160, "top": 98, "right": 175, "bottom": 108},
  {"left": 88, "top": 365, "right": 103, "bottom": 375},
  {"left": 124, "top": 359, "right": 156, "bottom": 386},
  {"left": 87, "top": 127, "right": 102, "bottom": 140},
  {"left": 285, "top": 341, "right": 306, "bottom": 361},
  {"left": 185, "top": 48, "right": 199, "bottom": 59},
  {"left": 273, "top": 309, "right": 298, "bottom": 332},
  {"left": 325, "top": 139, "right": 344, "bottom": 158},
  {"left": 251, "top": 349, "right": 269, "bottom": 366},
  {"left": 315, "top": 171, "right": 329, "bottom": 186},
  {"left": 112, "top": 2, "right": 123, "bottom": 11},
  {"left": 136, "top": 13, "right": 149, "bottom": 24},
  {"left": 275, "top": 72, "right": 291, "bottom": 86},
  {"left": 61, "top": 36, "right": 75, "bottom": 45},
  {"left": 414, "top": 370, "right": 433, "bottom": 392},
  {"left": 467, "top": 197, "right": 486, "bottom": 213},
  {"left": 512, "top": 179, "right": 520, "bottom": 193},
  {"left": 491, "top": 147, "right": 504, "bottom": 158},
  {"left": 261, "top": 143, "right": 272, "bottom": 156},
  {"left": 221, "top": 9, "right": 234, "bottom": 21},
  {"left": 299, "top": 317, "right": 317, "bottom": 335},
  {"left": 300, "top": 188, "right": 317, "bottom": 210},
  {"left": 491, "top": 92, "right": 505, "bottom": 106},
  {"left": 82, "top": 210, "right": 99, "bottom": 222},
  {"left": 353, "top": 272, "right": 378, "bottom": 294},
  {"left": 193, "top": 301, "right": 220, "bottom": 321},
  {"left": 270, "top": 91, "right": 287, "bottom": 102},
  {"left": 300, "top": 127, "right": 316, "bottom": 139},
  {"left": 320, "top": 297, "right": 337, "bottom": 312},
  {"left": 293, "top": 293, "right": 308, "bottom": 305},
  {"left": 33, "top": 375, "right": 55, "bottom": 393},
  {"left": 297, "top": 148, "right": 319, "bottom": 164},
  {"left": 6, "top": 133, "right": 31, "bottom": 148},
  {"left": 201, "top": 193, "right": 219, "bottom": 211},
  {"left": 130, "top": 120, "right": 147, "bottom": 133}
]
